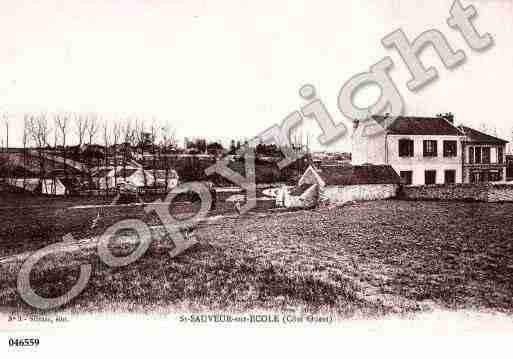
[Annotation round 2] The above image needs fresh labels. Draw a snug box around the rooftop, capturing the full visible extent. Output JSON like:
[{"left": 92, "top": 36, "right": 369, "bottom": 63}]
[
  {"left": 316, "top": 164, "right": 401, "bottom": 186},
  {"left": 371, "top": 115, "right": 463, "bottom": 136},
  {"left": 458, "top": 125, "right": 508, "bottom": 144}
]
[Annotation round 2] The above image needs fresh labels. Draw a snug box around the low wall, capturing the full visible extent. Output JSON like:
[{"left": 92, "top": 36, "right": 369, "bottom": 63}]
[
  {"left": 400, "top": 183, "right": 513, "bottom": 202},
  {"left": 486, "top": 184, "right": 513, "bottom": 202},
  {"left": 322, "top": 184, "right": 398, "bottom": 204}
]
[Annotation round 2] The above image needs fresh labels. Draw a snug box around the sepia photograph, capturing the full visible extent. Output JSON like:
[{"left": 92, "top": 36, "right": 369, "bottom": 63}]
[{"left": 1, "top": 0, "right": 513, "bottom": 357}]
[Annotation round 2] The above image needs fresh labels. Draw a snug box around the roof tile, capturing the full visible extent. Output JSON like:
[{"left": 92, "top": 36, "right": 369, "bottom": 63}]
[
  {"left": 317, "top": 164, "right": 401, "bottom": 186},
  {"left": 372, "top": 115, "right": 463, "bottom": 136}
]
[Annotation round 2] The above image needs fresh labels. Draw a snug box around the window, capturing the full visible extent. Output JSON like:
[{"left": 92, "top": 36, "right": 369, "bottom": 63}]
[
  {"left": 398, "top": 139, "right": 414, "bottom": 157},
  {"left": 400, "top": 171, "right": 413, "bottom": 185},
  {"left": 425, "top": 170, "right": 436, "bottom": 185},
  {"left": 423, "top": 140, "right": 437, "bottom": 157},
  {"left": 475, "top": 147, "right": 482, "bottom": 164},
  {"left": 498, "top": 147, "right": 504, "bottom": 164},
  {"left": 444, "top": 170, "right": 456, "bottom": 184},
  {"left": 443, "top": 141, "right": 457, "bottom": 157},
  {"left": 469, "top": 147, "right": 474, "bottom": 164},
  {"left": 482, "top": 147, "right": 491, "bottom": 164}
]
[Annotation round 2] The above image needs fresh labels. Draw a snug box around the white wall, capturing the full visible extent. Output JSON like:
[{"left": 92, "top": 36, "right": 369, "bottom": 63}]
[
  {"left": 41, "top": 179, "right": 66, "bottom": 195},
  {"left": 351, "top": 121, "right": 387, "bottom": 165},
  {"left": 321, "top": 184, "right": 398, "bottom": 204},
  {"left": 386, "top": 134, "right": 463, "bottom": 185}
]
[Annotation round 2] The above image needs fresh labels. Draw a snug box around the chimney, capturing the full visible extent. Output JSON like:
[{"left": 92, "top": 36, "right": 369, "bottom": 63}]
[
  {"left": 444, "top": 112, "right": 454, "bottom": 124},
  {"left": 353, "top": 120, "right": 359, "bottom": 129}
]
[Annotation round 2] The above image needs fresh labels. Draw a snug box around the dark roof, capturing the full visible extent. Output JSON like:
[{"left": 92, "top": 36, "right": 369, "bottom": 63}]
[
  {"left": 317, "top": 164, "right": 401, "bottom": 186},
  {"left": 372, "top": 115, "right": 463, "bottom": 136},
  {"left": 458, "top": 125, "right": 508, "bottom": 144}
]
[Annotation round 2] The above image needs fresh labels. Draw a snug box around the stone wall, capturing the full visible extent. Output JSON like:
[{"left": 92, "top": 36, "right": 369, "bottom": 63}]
[
  {"left": 400, "top": 183, "right": 513, "bottom": 202},
  {"left": 322, "top": 184, "right": 398, "bottom": 204},
  {"left": 486, "top": 184, "right": 513, "bottom": 202}
]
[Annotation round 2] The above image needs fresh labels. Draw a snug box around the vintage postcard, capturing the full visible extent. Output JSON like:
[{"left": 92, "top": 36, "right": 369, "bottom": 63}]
[{"left": 1, "top": 0, "right": 513, "bottom": 357}]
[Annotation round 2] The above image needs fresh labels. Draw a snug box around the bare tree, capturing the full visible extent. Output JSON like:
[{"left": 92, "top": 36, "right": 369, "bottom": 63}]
[
  {"left": 133, "top": 117, "right": 144, "bottom": 159},
  {"left": 74, "top": 113, "right": 87, "bottom": 148},
  {"left": 160, "top": 120, "right": 176, "bottom": 190},
  {"left": 86, "top": 113, "right": 99, "bottom": 145},
  {"left": 101, "top": 119, "right": 111, "bottom": 192},
  {"left": 133, "top": 117, "right": 148, "bottom": 187},
  {"left": 123, "top": 118, "right": 140, "bottom": 191},
  {"left": 55, "top": 113, "right": 70, "bottom": 188},
  {"left": 50, "top": 115, "right": 59, "bottom": 193},
  {"left": 102, "top": 120, "right": 109, "bottom": 166},
  {"left": 85, "top": 113, "right": 100, "bottom": 186},
  {"left": 112, "top": 119, "right": 122, "bottom": 188},
  {"left": 22, "top": 115, "right": 30, "bottom": 190},
  {"left": 150, "top": 118, "right": 158, "bottom": 190},
  {"left": 28, "top": 113, "right": 50, "bottom": 194},
  {"left": 52, "top": 117, "right": 59, "bottom": 149},
  {"left": 118, "top": 119, "right": 133, "bottom": 186}
]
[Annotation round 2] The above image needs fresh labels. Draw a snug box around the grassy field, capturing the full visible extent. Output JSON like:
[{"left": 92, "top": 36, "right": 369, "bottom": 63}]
[
  {"left": 0, "top": 191, "right": 274, "bottom": 258},
  {"left": 1, "top": 197, "right": 513, "bottom": 318}
]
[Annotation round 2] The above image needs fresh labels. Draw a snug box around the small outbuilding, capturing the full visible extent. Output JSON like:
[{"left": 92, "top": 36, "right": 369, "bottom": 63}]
[{"left": 296, "top": 164, "right": 401, "bottom": 206}]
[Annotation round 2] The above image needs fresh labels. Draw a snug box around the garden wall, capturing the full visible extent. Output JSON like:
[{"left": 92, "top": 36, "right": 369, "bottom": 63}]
[
  {"left": 400, "top": 183, "right": 513, "bottom": 202},
  {"left": 322, "top": 184, "right": 399, "bottom": 204}
]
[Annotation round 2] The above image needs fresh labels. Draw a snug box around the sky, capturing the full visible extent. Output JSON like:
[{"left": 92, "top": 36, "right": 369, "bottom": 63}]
[{"left": 0, "top": 0, "right": 512, "bottom": 151}]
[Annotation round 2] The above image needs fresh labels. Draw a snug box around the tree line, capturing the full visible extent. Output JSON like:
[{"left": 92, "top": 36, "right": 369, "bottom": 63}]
[{"left": 0, "top": 113, "right": 178, "bottom": 195}]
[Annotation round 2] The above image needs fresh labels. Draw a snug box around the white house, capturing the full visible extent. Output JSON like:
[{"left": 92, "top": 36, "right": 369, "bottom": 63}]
[{"left": 352, "top": 114, "right": 466, "bottom": 186}]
